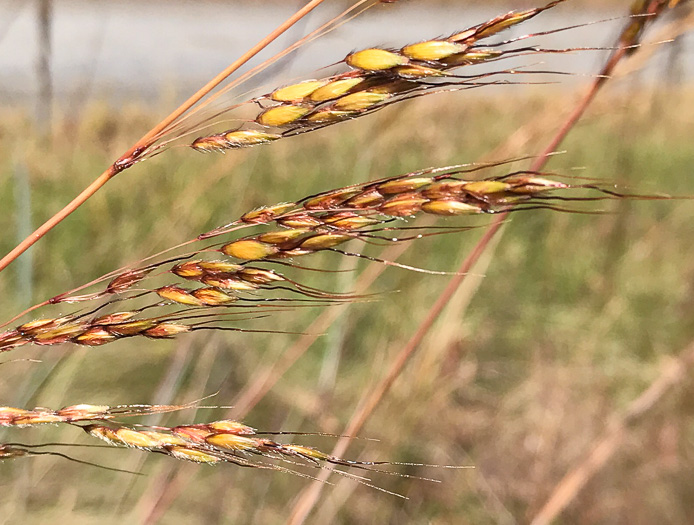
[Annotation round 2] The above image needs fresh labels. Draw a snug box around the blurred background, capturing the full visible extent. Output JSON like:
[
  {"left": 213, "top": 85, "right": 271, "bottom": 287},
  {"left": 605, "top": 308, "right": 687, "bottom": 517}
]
[{"left": 1, "top": 1, "right": 694, "bottom": 524}]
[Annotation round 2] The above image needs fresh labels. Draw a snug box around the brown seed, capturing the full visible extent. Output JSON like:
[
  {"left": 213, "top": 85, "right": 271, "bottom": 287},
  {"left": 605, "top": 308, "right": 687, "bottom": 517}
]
[
  {"left": 377, "top": 177, "right": 433, "bottom": 194},
  {"left": 304, "top": 108, "right": 357, "bottom": 124},
  {"left": 241, "top": 203, "right": 295, "bottom": 224},
  {"left": 257, "top": 229, "right": 310, "bottom": 245},
  {"left": 106, "top": 319, "right": 158, "bottom": 337},
  {"left": 237, "top": 268, "right": 284, "bottom": 285},
  {"left": 379, "top": 193, "right": 429, "bottom": 217},
  {"left": 344, "top": 188, "right": 386, "bottom": 208},
  {"left": 91, "top": 311, "right": 138, "bottom": 326},
  {"left": 143, "top": 323, "right": 192, "bottom": 339},
  {"left": 75, "top": 327, "right": 118, "bottom": 346},
  {"left": 57, "top": 404, "right": 110, "bottom": 421},
  {"left": 299, "top": 233, "right": 353, "bottom": 250},
  {"left": 171, "top": 261, "right": 204, "bottom": 279},
  {"left": 191, "top": 288, "right": 237, "bottom": 306},
  {"left": 304, "top": 188, "right": 361, "bottom": 210},
  {"left": 277, "top": 214, "right": 323, "bottom": 229}
]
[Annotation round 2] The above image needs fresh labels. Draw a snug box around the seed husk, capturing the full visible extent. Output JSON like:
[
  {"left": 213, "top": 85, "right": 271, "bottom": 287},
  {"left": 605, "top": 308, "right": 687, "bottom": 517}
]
[
  {"left": 257, "top": 105, "right": 311, "bottom": 127},
  {"left": 345, "top": 48, "right": 409, "bottom": 71},
  {"left": 270, "top": 80, "right": 328, "bottom": 102},
  {"left": 401, "top": 40, "right": 467, "bottom": 61},
  {"left": 309, "top": 77, "right": 364, "bottom": 102}
]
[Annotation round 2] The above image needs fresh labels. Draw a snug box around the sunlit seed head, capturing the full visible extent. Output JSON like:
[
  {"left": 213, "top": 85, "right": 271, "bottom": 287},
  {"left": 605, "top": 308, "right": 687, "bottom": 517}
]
[
  {"left": 91, "top": 311, "right": 138, "bottom": 326},
  {"left": 277, "top": 214, "right": 323, "bottom": 229},
  {"left": 393, "top": 64, "right": 445, "bottom": 79},
  {"left": 191, "top": 134, "right": 231, "bottom": 153},
  {"left": 156, "top": 286, "right": 204, "bottom": 306},
  {"left": 12, "top": 412, "right": 63, "bottom": 426},
  {"left": 106, "top": 269, "right": 152, "bottom": 293},
  {"left": 206, "top": 433, "right": 258, "bottom": 452},
  {"left": 32, "top": 324, "right": 88, "bottom": 344},
  {"left": 379, "top": 193, "right": 430, "bottom": 217},
  {"left": 241, "top": 203, "right": 295, "bottom": 224},
  {"left": 270, "top": 80, "right": 329, "bottom": 102},
  {"left": 303, "top": 188, "right": 361, "bottom": 210},
  {"left": 167, "top": 446, "right": 221, "bottom": 464},
  {"left": 504, "top": 176, "right": 569, "bottom": 194},
  {"left": 462, "top": 180, "right": 510, "bottom": 195},
  {"left": 443, "top": 48, "right": 502, "bottom": 66},
  {"left": 106, "top": 319, "right": 158, "bottom": 337},
  {"left": 172, "top": 425, "right": 213, "bottom": 442},
  {"left": 345, "top": 188, "right": 385, "bottom": 208},
  {"left": 333, "top": 91, "right": 390, "bottom": 112},
  {"left": 475, "top": 10, "right": 539, "bottom": 40},
  {"left": 221, "top": 239, "right": 281, "bottom": 261},
  {"left": 207, "top": 420, "right": 256, "bottom": 435},
  {"left": 85, "top": 425, "right": 126, "bottom": 446},
  {"left": 309, "top": 77, "right": 365, "bottom": 102},
  {"left": 57, "top": 404, "right": 110, "bottom": 420},
  {"left": 304, "top": 108, "right": 357, "bottom": 124},
  {"left": 114, "top": 428, "right": 165, "bottom": 449},
  {"left": 222, "top": 130, "right": 281, "bottom": 148},
  {"left": 282, "top": 445, "right": 329, "bottom": 461},
  {"left": 74, "top": 327, "right": 118, "bottom": 346},
  {"left": 201, "top": 274, "right": 259, "bottom": 291},
  {"left": 401, "top": 40, "right": 466, "bottom": 61},
  {"left": 171, "top": 261, "right": 204, "bottom": 279},
  {"left": 345, "top": 48, "right": 408, "bottom": 71},
  {"left": 420, "top": 180, "right": 468, "bottom": 199},
  {"left": 257, "top": 229, "right": 310, "bottom": 245},
  {"left": 143, "top": 323, "right": 192, "bottom": 339},
  {"left": 257, "top": 105, "right": 310, "bottom": 127},
  {"left": 237, "top": 268, "right": 284, "bottom": 284},
  {"left": 377, "top": 177, "right": 434, "bottom": 194},
  {"left": 191, "top": 287, "right": 237, "bottom": 306},
  {"left": 421, "top": 199, "right": 482, "bottom": 216},
  {"left": 139, "top": 431, "right": 188, "bottom": 447},
  {"left": 323, "top": 214, "right": 381, "bottom": 230},
  {"left": 299, "top": 233, "right": 353, "bottom": 250}
]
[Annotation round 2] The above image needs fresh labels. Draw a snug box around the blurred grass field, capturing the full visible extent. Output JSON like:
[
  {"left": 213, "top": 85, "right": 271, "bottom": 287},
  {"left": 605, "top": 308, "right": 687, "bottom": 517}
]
[{"left": 1, "top": 84, "right": 694, "bottom": 524}]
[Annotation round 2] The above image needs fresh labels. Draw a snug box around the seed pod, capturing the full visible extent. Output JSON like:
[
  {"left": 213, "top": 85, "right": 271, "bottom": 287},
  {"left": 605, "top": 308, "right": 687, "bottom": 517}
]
[
  {"left": 207, "top": 420, "right": 256, "bottom": 435},
  {"left": 106, "top": 319, "right": 158, "bottom": 337},
  {"left": 143, "top": 323, "right": 192, "bottom": 339},
  {"left": 75, "top": 327, "right": 119, "bottom": 346},
  {"left": 393, "top": 64, "right": 445, "bottom": 79},
  {"left": 237, "top": 268, "right": 284, "bottom": 285},
  {"left": 323, "top": 214, "right": 381, "bottom": 230},
  {"left": 18, "top": 317, "right": 69, "bottom": 336},
  {"left": 443, "top": 48, "right": 503, "bottom": 66},
  {"left": 57, "top": 404, "right": 110, "bottom": 420},
  {"left": 171, "top": 261, "right": 205, "bottom": 279},
  {"left": 377, "top": 177, "right": 433, "bottom": 194},
  {"left": 461, "top": 180, "right": 510, "bottom": 196},
  {"left": 139, "top": 431, "right": 188, "bottom": 447},
  {"left": 256, "top": 105, "right": 311, "bottom": 127},
  {"left": 241, "top": 203, "right": 295, "bottom": 224},
  {"left": 1, "top": 407, "right": 32, "bottom": 425},
  {"left": 345, "top": 48, "right": 408, "bottom": 71},
  {"left": 156, "top": 286, "right": 204, "bottom": 306},
  {"left": 309, "top": 77, "right": 365, "bottom": 102},
  {"left": 198, "top": 261, "right": 245, "bottom": 274},
  {"left": 206, "top": 433, "right": 258, "bottom": 452},
  {"left": 32, "top": 324, "right": 88, "bottom": 345},
  {"left": 191, "top": 134, "right": 232, "bottom": 153},
  {"left": 304, "top": 188, "right": 361, "bottom": 210},
  {"left": 84, "top": 425, "right": 126, "bottom": 446},
  {"left": 106, "top": 268, "right": 152, "bottom": 294},
  {"left": 304, "top": 109, "right": 357, "bottom": 124},
  {"left": 277, "top": 214, "right": 323, "bottom": 229},
  {"left": 222, "top": 130, "right": 281, "bottom": 148},
  {"left": 401, "top": 40, "right": 467, "bottom": 61},
  {"left": 345, "top": 188, "right": 385, "bottom": 208},
  {"left": 92, "top": 311, "right": 138, "bottom": 326},
  {"left": 167, "top": 446, "right": 221, "bottom": 464},
  {"left": 201, "top": 273, "right": 259, "bottom": 291},
  {"left": 114, "top": 428, "right": 164, "bottom": 449},
  {"left": 221, "top": 239, "right": 280, "bottom": 260},
  {"left": 191, "top": 288, "right": 237, "bottom": 306},
  {"left": 379, "top": 193, "right": 429, "bottom": 217},
  {"left": 270, "top": 80, "right": 329, "bottom": 102},
  {"left": 421, "top": 199, "right": 483, "bottom": 216},
  {"left": 299, "top": 233, "right": 353, "bottom": 250},
  {"left": 257, "top": 229, "right": 309, "bottom": 245},
  {"left": 420, "top": 180, "right": 468, "bottom": 199},
  {"left": 333, "top": 91, "right": 390, "bottom": 112}
]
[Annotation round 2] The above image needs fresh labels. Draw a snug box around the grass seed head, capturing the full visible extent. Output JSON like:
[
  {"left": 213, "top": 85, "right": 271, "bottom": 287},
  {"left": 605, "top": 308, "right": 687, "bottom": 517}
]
[
  {"left": 156, "top": 285, "right": 205, "bottom": 306},
  {"left": 257, "top": 105, "right": 311, "bottom": 127},
  {"left": 304, "top": 108, "right": 357, "bottom": 123},
  {"left": 167, "top": 446, "right": 221, "bottom": 464},
  {"left": 333, "top": 91, "right": 391, "bottom": 111},
  {"left": 241, "top": 203, "right": 295, "bottom": 224},
  {"left": 379, "top": 193, "right": 430, "bottom": 216},
  {"left": 222, "top": 239, "right": 281, "bottom": 260},
  {"left": 106, "top": 319, "right": 158, "bottom": 337},
  {"left": 309, "top": 77, "right": 365, "bottom": 102},
  {"left": 191, "top": 287, "right": 238, "bottom": 306},
  {"left": 206, "top": 433, "right": 259, "bottom": 452},
  {"left": 401, "top": 40, "right": 467, "bottom": 61},
  {"left": 270, "top": 80, "right": 329, "bottom": 102},
  {"left": 143, "top": 323, "right": 192, "bottom": 339},
  {"left": 207, "top": 420, "right": 256, "bottom": 435},
  {"left": 377, "top": 177, "right": 434, "bottom": 194},
  {"left": 421, "top": 199, "right": 483, "bottom": 216},
  {"left": 75, "top": 327, "right": 119, "bottom": 346},
  {"left": 299, "top": 233, "right": 353, "bottom": 250},
  {"left": 257, "top": 229, "right": 311, "bottom": 245},
  {"left": 345, "top": 48, "right": 409, "bottom": 71}
]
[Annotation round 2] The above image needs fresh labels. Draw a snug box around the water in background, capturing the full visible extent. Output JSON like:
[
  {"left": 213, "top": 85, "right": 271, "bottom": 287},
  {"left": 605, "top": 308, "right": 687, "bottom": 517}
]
[{"left": 0, "top": 0, "right": 691, "bottom": 106}]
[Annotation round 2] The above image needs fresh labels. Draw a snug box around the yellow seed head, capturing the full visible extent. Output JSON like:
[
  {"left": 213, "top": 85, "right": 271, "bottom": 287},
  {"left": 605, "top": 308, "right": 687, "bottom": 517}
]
[
  {"left": 221, "top": 239, "right": 280, "bottom": 261},
  {"left": 106, "top": 268, "right": 152, "bottom": 293},
  {"left": 377, "top": 177, "right": 434, "bottom": 194},
  {"left": 504, "top": 176, "right": 568, "bottom": 194},
  {"left": 115, "top": 428, "right": 165, "bottom": 449},
  {"left": 401, "top": 40, "right": 466, "bottom": 61},
  {"left": 191, "top": 134, "right": 231, "bottom": 153},
  {"left": 345, "top": 188, "right": 385, "bottom": 208},
  {"left": 444, "top": 49, "right": 502, "bottom": 66},
  {"left": 1, "top": 407, "right": 32, "bottom": 425},
  {"left": 283, "top": 445, "right": 329, "bottom": 461},
  {"left": 92, "top": 311, "right": 137, "bottom": 326},
  {"left": 222, "top": 130, "right": 281, "bottom": 148},
  {"left": 304, "top": 188, "right": 360, "bottom": 210},
  {"left": 139, "top": 431, "right": 188, "bottom": 447},
  {"left": 323, "top": 214, "right": 381, "bottom": 230},
  {"left": 333, "top": 91, "right": 390, "bottom": 112},
  {"left": 271, "top": 80, "right": 328, "bottom": 102},
  {"left": 379, "top": 193, "right": 429, "bottom": 217},
  {"left": 206, "top": 433, "right": 259, "bottom": 452},
  {"left": 237, "top": 268, "right": 284, "bottom": 284},
  {"left": 106, "top": 319, "right": 158, "bottom": 337},
  {"left": 277, "top": 214, "right": 323, "bottom": 229},
  {"left": 309, "top": 77, "right": 364, "bottom": 102},
  {"left": 257, "top": 105, "right": 310, "bottom": 127},
  {"left": 345, "top": 48, "right": 408, "bottom": 71},
  {"left": 201, "top": 274, "right": 258, "bottom": 291},
  {"left": 143, "top": 323, "right": 192, "bottom": 339},
  {"left": 421, "top": 180, "right": 468, "bottom": 199},
  {"left": 299, "top": 233, "right": 353, "bottom": 250},
  {"left": 462, "top": 180, "right": 510, "bottom": 196},
  {"left": 207, "top": 420, "right": 256, "bottom": 435},
  {"left": 167, "top": 446, "right": 221, "bottom": 464},
  {"left": 171, "top": 261, "right": 204, "bottom": 279},
  {"left": 75, "top": 327, "right": 118, "bottom": 346},
  {"left": 191, "top": 287, "right": 237, "bottom": 306},
  {"left": 13, "top": 412, "right": 63, "bottom": 425},
  {"left": 172, "top": 425, "right": 213, "bottom": 442},
  {"left": 32, "top": 323, "right": 88, "bottom": 344},
  {"left": 304, "top": 109, "right": 357, "bottom": 124},
  {"left": 394, "top": 65, "right": 445, "bottom": 79},
  {"left": 241, "top": 203, "right": 295, "bottom": 224},
  {"left": 257, "top": 229, "right": 310, "bottom": 245},
  {"left": 198, "top": 261, "right": 244, "bottom": 274},
  {"left": 86, "top": 425, "right": 126, "bottom": 446},
  {"left": 421, "top": 199, "right": 482, "bottom": 216},
  {"left": 156, "top": 286, "right": 203, "bottom": 306},
  {"left": 57, "top": 404, "right": 110, "bottom": 420}
]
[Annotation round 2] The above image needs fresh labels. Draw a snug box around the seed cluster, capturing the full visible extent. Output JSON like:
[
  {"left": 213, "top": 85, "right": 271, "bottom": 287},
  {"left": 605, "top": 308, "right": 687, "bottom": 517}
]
[{"left": 191, "top": 1, "right": 566, "bottom": 152}]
